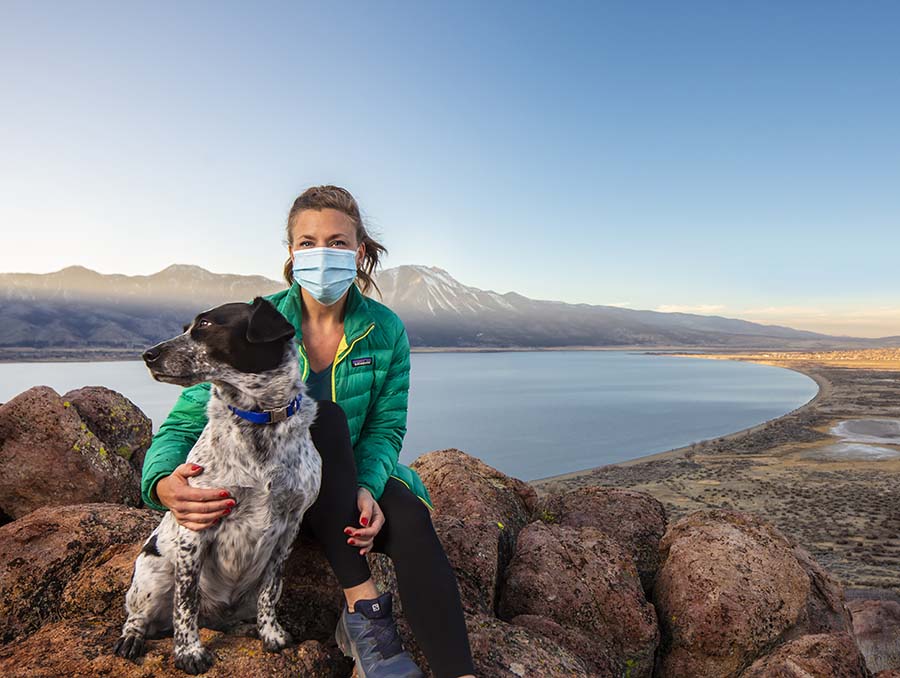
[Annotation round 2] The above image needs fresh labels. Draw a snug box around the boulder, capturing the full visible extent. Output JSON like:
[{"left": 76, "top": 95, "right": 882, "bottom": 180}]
[
  {"left": 0, "top": 503, "right": 159, "bottom": 642},
  {"left": 465, "top": 613, "right": 593, "bottom": 678},
  {"left": 0, "top": 617, "right": 348, "bottom": 678},
  {"left": 61, "top": 542, "right": 144, "bottom": 620},
  {"left": 653, "top": 509, "right": 852, "bottom": 678},
  {"left": 63, "top": 386, "right": 153, "bottom": 473},
  {"left": 534, "top": 485, "right": 667, "bottom": 593},
  {"left": 411, "top": 449, "right": 536, "bottom": 532},
  {"left": 498, "top": 521, "right": 658, "bottom": 676},
  {"left": 0, "top": 386, "right": 141, "bottom": 519},
  {"left": 410, "top": 449, "right": 537, "bottom": 614},
  {"left": 849, "top": 598, "right": 900, "bottom": 674},
  {"left": 739, "top": 632, "right": 870, "bottom": 678}
]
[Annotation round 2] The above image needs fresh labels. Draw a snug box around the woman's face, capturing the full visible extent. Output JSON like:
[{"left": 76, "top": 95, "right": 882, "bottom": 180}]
[{"left": 288, "top": 208, "right": 364, "bottom": 269}]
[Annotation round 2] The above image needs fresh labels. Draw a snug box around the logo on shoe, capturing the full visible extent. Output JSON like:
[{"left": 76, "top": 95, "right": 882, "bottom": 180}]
[{"left": 371, "top": 603, "right": 380, "bottom": 612}]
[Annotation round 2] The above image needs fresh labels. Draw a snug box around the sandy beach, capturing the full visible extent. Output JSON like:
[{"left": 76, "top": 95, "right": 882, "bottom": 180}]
[{"left": 532, "top": 348, "right": 900, "bottom": 596}]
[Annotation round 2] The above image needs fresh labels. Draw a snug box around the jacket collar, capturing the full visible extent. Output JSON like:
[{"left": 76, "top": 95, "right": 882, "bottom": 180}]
[{"left": 285, "top": 281, "right": 376, "bottom": 342}]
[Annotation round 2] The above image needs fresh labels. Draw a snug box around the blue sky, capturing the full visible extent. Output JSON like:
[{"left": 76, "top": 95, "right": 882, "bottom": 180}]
[{"left": 1, "top": 2, "right": 898, "bottom": 337}]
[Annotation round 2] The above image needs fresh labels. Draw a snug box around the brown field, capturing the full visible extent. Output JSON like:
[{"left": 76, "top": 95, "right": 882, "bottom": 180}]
[{"left": 532, "top": 348, "right": 900, "bottom": 596}]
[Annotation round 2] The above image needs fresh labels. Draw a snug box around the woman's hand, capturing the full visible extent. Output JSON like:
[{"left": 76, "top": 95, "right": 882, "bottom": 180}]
[
  {"left": 155, "top": 463, "right": 235, "bottom": 531},
  {"left": 344, "top": 487, "right": 385, "bottom": 556}
]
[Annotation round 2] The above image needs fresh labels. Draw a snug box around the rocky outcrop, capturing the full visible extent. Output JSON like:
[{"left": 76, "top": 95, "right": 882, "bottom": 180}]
[
  {"left": 0, "top": 386, "right": 141, "bottom": 519},
  {"left": 499, "top": 522, "right": 658, "bottom": 677},
  {"left": 849, "top": 598, "right": 900, "bottom": 674},
  {"left": 739, "top": 632, "right": 870, "bottom": 677},
  {"left": 410, "top": 449, "right": 537, "bottom": 616},
  {"left": 534, "top": 485, "right": 667, "bottom": 593},
  {"left": 0, "top": 413, "right": 869, "bottom": 678},
  {"left": 653, "top": 509, "right": 853, "bottom": 678},
  {"left": 63, "top": 386, "right": 152, "bottom": 473},
  {"left": 0, "top": 619, "right": 347, "bottom": 678},
  {"left": 0, "top": 503, "right": 159, "bottom": 642}
]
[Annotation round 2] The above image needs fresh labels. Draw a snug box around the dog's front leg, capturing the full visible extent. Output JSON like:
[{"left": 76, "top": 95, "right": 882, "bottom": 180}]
[
  {"left": 173, "top": 526, "right": 213, "bottom": 675},
  {"left": 256, "top": 519, "right": 302, "bottom": 652}
]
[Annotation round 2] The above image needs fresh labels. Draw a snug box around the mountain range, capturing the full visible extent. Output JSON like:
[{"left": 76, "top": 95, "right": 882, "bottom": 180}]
[{"left": 1, "top": 264, "right": 897, "bottom": 350}]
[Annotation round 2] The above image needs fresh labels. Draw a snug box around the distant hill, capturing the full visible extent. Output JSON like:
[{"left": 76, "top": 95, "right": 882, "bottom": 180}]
[{"left": 1, "top": 264, "right": 896, "bottom": 351}]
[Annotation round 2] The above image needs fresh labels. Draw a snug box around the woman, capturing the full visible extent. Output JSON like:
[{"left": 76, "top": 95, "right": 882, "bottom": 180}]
[{"left": 140, "top": 185, "right": 477, "bottom": 678}]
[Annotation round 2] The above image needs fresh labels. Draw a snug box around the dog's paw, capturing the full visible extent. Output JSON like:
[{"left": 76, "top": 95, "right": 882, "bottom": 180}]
[
  {"left": 174, "top": 647, "right": 214, "bottom": 675},
  {"left": 260, "top": 627, "right": 293, "bottom": 653},
  {"left": 113, "top": 633, "right": 146, "bottom": 661}
]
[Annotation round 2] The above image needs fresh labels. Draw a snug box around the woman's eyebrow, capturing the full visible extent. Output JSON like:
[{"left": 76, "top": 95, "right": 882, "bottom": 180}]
[{"left": 297, "top": 233, "right": 349, "bottom": 240}]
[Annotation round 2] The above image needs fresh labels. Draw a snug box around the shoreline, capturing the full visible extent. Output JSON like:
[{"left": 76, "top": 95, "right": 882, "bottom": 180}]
[
  {"left": 530, "top": 356, "right": 831, "bottom": 484},
  {"left": 525, "top": 348, "right": 900, "bottom": 594},
  {"left": 0, "top": 344, "right": 881, "bottom": 364}
]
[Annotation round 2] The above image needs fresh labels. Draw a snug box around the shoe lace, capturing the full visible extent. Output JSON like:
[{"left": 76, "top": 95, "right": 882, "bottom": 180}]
[{"left": 364, "top": 614, "right": 404, "bottom": 660}]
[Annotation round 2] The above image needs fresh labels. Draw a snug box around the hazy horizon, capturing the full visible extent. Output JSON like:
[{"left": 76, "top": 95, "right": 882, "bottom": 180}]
[
  {"left": 2, "top": 3, "right": 898, "bottom": 337},
  {"left": 2, "top": 260, "right": 896, "bottom": 340}
]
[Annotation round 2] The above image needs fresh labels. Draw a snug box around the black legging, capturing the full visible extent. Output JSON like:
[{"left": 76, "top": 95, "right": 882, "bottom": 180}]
[{"left": 298, "top": 400, "right": 475, "bottom": 678}]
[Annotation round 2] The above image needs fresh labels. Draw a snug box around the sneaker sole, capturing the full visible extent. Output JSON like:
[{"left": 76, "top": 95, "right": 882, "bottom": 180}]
[{"left": 335, "top": 618, "right": 368, "bottom": 678}]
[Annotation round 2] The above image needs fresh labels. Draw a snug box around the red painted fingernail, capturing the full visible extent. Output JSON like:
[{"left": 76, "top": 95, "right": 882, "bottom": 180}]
[
  {"left": 223, "top": 508, "right": 231, "bottom": 515},
  {"left": 344, "top": 528, "right": 352, "bottom": 535},
  {"left": 360, "top": 517, "right": 368, "bottom": 526},
  {"left": 219, "top": 491, "right": 229, "bottom": 498},
  {"left": 348, "top": 538, "right": 355, "bottom": 545},
  {"left": 227, "top": 500, "right": 235, "bottom": 507},
  {"left": 191, "top": 464, "right": 202, "bottom": 471}
]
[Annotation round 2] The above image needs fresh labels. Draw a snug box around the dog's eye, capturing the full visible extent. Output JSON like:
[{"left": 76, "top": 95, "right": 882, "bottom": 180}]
[{"left": 197, "top": 319, "right": 212, "bottom": 328}]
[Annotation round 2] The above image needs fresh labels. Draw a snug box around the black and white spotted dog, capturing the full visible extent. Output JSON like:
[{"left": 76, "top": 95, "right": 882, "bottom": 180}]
[{"left": 113, "top": 297, "right": 321, "bottom": 675}]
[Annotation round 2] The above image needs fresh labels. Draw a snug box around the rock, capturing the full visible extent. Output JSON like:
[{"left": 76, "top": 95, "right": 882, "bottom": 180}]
[
  {"left": 653, "top": 509, "right": 852, "bottom": 678},
  {"left": 61, "top": 542, "right": 144, "bottom": 620},
  {"left": 0, "top": 503, "right": 159, "bottom": 643},
  {"left": 411, "top": 449, "right": 536, "bottom": 532},
  {"left": 410, "top": 449, "right": 537, "bottom": 615},
  {"left": 849, "top": 598, "right": 900, "bottom": 673},
  {"left": 0, "top": 617, "right": 347, "bottom": 678},
  {"left": 498, "top": 521, "right": 658, "bottom": 676},
  {"left": 369, "top": 514, "right": 510, "bottom": 619},
  {"left": 278, "top": 534, "right": 346, "bottom": 643},
  {"left": 62, "top": 386, "right": 152, "bottom": 473},
  {"left": 739, "top": 633, "right": 870, "bottom": 677},
  {"left": 465, "top": 613, "right": 593, "bottom": 678},
  {"left": 534, "top": 485, "right": 667, "bottom": 593},
  {"left": 0, "top": 386, "right": 141, "bottom": 519}
]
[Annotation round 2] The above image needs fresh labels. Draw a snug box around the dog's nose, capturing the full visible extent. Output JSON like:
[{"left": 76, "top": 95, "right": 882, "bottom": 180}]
[{"left": 142, "top": 347, "right": 162, "bottom": 363}]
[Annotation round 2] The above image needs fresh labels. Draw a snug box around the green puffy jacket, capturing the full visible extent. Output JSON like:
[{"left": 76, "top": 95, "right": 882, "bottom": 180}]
[{"left": 140, "top": 281, "right": 433, "bottom": 512}]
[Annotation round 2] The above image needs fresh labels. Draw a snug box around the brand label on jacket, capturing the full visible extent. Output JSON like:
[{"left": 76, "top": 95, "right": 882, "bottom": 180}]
[{"left": 351, "top": 357, "right": 373, "bottom": 367}]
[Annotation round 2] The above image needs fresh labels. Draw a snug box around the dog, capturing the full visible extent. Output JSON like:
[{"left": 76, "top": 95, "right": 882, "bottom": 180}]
[{"left": 113, "top": 296, "right": 321, "bottom": 675}]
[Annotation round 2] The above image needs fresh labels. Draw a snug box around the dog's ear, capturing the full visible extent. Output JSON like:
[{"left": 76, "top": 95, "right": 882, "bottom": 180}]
[{"left": 246, "top": 297, "right": 296, "bottom": 344}]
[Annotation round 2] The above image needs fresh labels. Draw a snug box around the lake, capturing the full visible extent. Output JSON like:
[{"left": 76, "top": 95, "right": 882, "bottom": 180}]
[{"left": 0, "top": 351, "right": 818, "bottom": 481}]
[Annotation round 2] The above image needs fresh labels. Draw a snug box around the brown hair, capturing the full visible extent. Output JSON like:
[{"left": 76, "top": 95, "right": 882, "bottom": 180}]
[{"left": 282, "top": 185, "right": 386, "bottom": 297}]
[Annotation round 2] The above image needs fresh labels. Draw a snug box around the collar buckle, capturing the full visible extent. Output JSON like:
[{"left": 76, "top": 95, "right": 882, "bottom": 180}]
[{"left": 266, "top": 407, "right": 288, "bottom": 423}]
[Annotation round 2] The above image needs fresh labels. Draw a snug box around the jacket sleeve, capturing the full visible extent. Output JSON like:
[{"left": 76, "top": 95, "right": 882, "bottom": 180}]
[
  {"left": 140, "top": 382, "right": 212, "bottom": 511},
  {"left": 354, "top": 325, "right": 411, "bottom": 501}
]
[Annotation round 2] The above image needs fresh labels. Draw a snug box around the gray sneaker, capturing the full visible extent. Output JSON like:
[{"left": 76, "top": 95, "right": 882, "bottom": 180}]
[{"left": 335, "top": 591, "right": 425, "bottom": 678}]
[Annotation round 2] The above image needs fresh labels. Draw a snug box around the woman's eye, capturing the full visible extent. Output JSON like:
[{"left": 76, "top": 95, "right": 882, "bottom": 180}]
[{"left": 330, "top": 240, "right": 347, "bottom": 246}]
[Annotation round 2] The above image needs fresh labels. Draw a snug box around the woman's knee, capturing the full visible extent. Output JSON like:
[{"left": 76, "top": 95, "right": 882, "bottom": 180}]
[{"left": 382, "top": 485, "right": 434, "bottom": 536}]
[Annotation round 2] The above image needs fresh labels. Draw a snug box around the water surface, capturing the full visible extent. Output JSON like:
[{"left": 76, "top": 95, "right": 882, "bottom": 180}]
[{"left": 0, "top": 351, "right": 818, "bottom": 480}]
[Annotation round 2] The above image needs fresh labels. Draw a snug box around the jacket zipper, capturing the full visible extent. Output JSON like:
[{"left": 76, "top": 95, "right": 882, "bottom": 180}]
[{"left": 331, "top": 322, "right": 376, "bottom": 402}]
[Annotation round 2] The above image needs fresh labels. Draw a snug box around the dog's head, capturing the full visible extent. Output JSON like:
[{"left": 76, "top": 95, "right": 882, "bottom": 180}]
[{"left": 142, "top": 297, "right": 296, "bottom": 387}]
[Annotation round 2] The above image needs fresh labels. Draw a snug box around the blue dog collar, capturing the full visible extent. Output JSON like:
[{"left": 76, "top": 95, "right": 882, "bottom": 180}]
[{"left": 227, "top": 392, "right": 303, "bottom": 425}]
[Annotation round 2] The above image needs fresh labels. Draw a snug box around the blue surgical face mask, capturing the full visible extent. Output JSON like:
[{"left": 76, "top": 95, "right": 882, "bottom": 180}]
[{"left": 291, "top": 246, "right": 358, "bottom": 306}]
